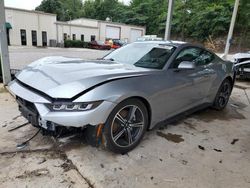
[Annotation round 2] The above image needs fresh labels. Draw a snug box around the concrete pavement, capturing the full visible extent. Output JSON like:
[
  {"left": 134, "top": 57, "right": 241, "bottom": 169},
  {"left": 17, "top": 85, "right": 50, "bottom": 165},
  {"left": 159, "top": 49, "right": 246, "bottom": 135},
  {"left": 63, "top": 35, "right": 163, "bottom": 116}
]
[{"left": 0, "top": 83, "right": 250, "bottom": 188}]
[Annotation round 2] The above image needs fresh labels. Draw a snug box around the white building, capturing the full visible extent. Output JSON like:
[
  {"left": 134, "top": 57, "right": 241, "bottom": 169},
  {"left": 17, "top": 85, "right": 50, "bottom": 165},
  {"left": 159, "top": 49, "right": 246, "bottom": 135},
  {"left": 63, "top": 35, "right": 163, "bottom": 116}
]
[{"left": 5, "top": 7, "right": 146, "bottom": 47}]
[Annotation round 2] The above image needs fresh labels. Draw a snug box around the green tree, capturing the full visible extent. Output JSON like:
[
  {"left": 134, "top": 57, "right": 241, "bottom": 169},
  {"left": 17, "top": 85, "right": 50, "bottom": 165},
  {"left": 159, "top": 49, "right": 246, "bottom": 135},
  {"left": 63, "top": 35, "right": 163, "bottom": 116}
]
[
  {"left": 35, "top": 0, "right": 250, "bottom": 46},
  {"left": 82, "top": 0, "right": 129, "bottom": 22},
  {"left": 129, "top": 0, "right": 167, "bottom": 36},
  {"left": 235, "top": 0, "right": 250, "bottom": 49},
  {"left": 35, "top": 0, "right": 63, "bottom": 20},
  {"left": 36, "top": 0, "right": 83, "bottom": 21},
  {"left": 170, "top": 0, "right": 234, "bottom": 40}
]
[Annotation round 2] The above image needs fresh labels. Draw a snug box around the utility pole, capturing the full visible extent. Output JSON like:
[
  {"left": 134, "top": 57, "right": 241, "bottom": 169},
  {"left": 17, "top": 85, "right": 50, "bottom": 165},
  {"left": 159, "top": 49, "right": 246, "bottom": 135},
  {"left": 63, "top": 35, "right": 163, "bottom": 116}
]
[
  {"left": 0, "top": 0, "right": 11, "bottom": 85},
  {"left": 164, "top": 0, "right": 174, "bottom": 40},
  {"left": 223, "top": 0, "right": 240, "bottom": 59}
]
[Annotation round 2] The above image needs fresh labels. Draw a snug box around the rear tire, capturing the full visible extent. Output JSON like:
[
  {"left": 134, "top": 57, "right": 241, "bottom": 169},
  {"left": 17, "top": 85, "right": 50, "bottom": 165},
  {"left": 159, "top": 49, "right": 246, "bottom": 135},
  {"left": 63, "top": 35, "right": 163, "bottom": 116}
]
[
  {"left": 213, "top": 79, "right": 232, "bottom": 110},
  {"left": 103, "top": 99, "right": 148, "bottom": 154}
]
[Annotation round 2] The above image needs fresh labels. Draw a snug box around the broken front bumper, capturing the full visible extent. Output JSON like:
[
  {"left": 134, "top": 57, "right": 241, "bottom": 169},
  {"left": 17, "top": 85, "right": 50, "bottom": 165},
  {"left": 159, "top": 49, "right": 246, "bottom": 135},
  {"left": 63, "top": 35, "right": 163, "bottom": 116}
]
[{"left": 9, "top": 80, "right": 116, "bottom": 129}]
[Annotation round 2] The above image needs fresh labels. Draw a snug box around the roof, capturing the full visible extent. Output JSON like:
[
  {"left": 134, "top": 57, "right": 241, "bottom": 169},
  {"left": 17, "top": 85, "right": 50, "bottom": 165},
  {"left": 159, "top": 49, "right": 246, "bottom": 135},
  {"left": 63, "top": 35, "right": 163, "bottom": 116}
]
[
  {"left": 5, "top": 7, "right": 57, "bottom": 16},
  {"left": 68, "top": 17, "right": 146, "bottom": 30}
]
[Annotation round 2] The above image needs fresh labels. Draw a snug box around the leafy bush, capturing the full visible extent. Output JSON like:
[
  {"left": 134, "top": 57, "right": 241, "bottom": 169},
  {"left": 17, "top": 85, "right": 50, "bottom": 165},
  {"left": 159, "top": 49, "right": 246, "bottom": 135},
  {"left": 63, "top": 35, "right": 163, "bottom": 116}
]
[{"left": 64, "top": 40, "right": 89, "bottom": 48}]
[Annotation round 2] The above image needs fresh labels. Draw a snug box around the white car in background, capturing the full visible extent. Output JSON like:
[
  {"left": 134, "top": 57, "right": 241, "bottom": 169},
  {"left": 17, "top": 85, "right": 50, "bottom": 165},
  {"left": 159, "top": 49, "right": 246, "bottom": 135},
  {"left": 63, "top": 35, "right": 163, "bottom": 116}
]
[
  {"left": 234, "top": 51, "right": 250, "bottom": 64},
  {"left": 137, "top": 35, "right": 163, "bottom": 42},
  {"left": 233, "top": 51, "right": 250, "bottom": 79}
]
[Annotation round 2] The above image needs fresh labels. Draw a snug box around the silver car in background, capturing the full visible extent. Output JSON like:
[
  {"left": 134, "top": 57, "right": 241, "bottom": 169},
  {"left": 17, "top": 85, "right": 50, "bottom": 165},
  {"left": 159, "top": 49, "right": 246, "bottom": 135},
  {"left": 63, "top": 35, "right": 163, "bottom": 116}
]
[{"left": 9, "top": 41, "right": 235, "bottom": 153}]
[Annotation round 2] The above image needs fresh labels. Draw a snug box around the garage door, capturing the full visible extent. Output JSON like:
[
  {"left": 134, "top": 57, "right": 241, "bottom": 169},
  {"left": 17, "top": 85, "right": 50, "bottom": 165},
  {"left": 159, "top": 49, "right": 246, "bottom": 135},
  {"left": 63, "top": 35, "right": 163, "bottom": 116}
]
[
  {"left": 130, "top": 29, "right": 143, "bottom": 42},
  {"left": 106, "top": 26, "right": 121, "bottom": 39}
]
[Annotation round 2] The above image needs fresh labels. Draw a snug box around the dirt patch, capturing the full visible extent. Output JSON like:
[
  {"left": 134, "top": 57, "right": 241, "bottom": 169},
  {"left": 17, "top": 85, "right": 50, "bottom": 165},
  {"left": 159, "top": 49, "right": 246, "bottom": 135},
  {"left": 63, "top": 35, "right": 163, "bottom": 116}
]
[
  {"left": 214, "top": 149, "right": 222, "bottom": 152},
  {"left": 0, "top": 150, "right": 89, "bottom": 188},
  {"left": 156, "top": 131, "right": 184, "bottom": 143},
  {"left": 0, "top": 87, "right": 7, "bottom": 93},
  {"left": 183, "top": 121, "right": 197, "bottom": 130},
  {"left": 198, "top": 145, "right": 205, "bottom": 151},
  {"left": 56, "top": 134, "right": 87, "bottom": 152},
  {"left": 60, "top": 160, "right": 76, "bottom": 172},
  {"left": 231, "top": 139, "right": 239, "bottom": 145},
  {"left": 16, "top": 168, "right": 50, "bottom": 179}
]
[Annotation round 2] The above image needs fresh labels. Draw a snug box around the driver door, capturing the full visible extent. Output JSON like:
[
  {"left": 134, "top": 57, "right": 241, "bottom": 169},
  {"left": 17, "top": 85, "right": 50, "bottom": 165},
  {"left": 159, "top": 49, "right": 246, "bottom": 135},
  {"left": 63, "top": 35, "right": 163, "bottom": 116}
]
[{"left": 161, "top": 47, "right": 215, "bottom": 117}]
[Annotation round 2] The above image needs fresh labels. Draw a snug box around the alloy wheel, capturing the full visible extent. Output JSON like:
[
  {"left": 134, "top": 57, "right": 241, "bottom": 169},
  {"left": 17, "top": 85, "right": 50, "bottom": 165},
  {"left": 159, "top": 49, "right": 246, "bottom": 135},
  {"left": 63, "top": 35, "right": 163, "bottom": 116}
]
[
  {"left": 218, "top": 82, "right": 231, "bottom": 108},
  {"left": 111, "top": 105, "right": 145, "bottom": 147}
]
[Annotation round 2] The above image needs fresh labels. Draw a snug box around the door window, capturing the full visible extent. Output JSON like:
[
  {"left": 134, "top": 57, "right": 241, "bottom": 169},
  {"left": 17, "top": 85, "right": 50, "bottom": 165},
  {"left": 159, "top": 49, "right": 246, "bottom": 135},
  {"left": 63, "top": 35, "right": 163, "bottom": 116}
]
[{"left": 172, "top": 47, "right": 203, "bottom": 68}]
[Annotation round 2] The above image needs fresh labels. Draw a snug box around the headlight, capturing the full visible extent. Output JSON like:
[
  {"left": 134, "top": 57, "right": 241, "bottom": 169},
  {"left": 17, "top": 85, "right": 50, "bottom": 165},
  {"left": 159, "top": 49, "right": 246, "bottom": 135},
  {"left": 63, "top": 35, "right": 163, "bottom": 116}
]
[{"left": 46, "top": 101, "right": 102, "bottom": 112}]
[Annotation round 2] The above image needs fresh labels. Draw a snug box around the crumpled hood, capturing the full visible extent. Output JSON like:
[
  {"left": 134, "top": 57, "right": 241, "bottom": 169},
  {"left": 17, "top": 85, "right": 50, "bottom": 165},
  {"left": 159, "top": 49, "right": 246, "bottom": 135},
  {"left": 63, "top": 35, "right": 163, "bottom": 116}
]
[{"left": 15, "top": 56, "right": 150, "bottom": 99}]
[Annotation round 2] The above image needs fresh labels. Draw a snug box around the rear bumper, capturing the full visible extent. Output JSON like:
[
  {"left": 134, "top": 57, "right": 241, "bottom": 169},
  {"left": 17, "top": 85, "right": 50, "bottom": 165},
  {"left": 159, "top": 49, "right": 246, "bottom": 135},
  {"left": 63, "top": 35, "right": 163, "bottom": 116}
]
[{"left": 9, "top": 80, "right": 116, "bottom": 128}]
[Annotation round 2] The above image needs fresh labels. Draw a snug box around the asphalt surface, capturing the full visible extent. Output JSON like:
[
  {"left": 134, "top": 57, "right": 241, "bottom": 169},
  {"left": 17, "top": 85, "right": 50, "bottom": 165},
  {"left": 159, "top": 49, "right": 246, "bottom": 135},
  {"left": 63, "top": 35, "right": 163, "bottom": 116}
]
[{"left": 9, "top": 46, "right": 110, "bottom": 69}]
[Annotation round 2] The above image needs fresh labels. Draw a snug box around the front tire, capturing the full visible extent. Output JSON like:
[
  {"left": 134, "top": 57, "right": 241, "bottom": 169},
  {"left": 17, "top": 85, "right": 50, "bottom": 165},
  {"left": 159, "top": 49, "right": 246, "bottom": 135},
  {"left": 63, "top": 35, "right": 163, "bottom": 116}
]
[
  {"left": 213, "top": 79, "right": 232, "bottom": 110},
  {"left": 103, "top": 99, "right": 148, "bottom": 154}
]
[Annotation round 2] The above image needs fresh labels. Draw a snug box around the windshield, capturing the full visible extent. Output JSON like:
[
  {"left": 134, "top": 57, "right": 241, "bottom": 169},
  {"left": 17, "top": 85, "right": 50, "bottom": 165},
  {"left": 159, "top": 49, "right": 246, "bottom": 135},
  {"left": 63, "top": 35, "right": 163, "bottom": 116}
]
[{"left": 104, "top": 43, "right": 176, "bottom": 69}]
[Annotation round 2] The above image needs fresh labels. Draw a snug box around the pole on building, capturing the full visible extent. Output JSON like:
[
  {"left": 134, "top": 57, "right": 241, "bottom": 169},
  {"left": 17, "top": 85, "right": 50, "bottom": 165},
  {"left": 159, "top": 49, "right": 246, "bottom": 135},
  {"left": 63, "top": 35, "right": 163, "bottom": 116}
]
[
  {"left": 0, "top": 0, "right": 11, "bottom": 85},
  {"left": 164, "top": 0, "right": 174, "bottom": 41},
  {"left": 223, "top": 0, "right": 240, "bottom": 59}
]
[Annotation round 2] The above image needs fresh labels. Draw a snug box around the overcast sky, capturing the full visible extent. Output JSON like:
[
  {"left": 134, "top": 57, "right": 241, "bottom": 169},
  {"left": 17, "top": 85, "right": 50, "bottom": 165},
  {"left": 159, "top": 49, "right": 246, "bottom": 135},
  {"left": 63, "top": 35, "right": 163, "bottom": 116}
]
[{"left": 5, "top": 0, "right": 131, "bottom": 10}]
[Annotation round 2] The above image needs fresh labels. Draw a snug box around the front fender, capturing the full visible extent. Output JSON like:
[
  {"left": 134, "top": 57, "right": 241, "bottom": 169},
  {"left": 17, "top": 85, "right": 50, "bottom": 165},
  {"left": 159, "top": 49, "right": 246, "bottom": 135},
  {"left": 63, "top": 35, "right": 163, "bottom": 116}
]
[{"left": 73, "top": 76, "right": 151, "bottom": 104}]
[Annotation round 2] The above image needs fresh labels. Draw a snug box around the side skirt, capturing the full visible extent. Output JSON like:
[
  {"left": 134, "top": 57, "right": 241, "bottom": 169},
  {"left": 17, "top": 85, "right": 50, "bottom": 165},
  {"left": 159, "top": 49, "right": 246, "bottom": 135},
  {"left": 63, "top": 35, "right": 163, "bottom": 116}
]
[{"left": 152, "top": 103, "right": 212, "bottom": 130}]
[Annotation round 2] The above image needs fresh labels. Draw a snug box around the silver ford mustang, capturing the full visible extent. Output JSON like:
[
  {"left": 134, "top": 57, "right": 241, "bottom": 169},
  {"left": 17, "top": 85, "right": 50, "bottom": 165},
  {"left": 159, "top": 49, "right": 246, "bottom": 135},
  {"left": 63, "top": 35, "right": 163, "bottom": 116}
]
[{"left": 9, "top": 41, "right": 235, "bottom": 153}]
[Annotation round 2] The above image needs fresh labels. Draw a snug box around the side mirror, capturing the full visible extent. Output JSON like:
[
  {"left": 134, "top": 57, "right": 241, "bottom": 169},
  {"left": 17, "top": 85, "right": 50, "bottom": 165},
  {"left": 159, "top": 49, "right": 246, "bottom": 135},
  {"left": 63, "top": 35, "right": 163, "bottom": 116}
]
[{"left": 178, "top": 61, "right": 196, "bottom": 70}]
